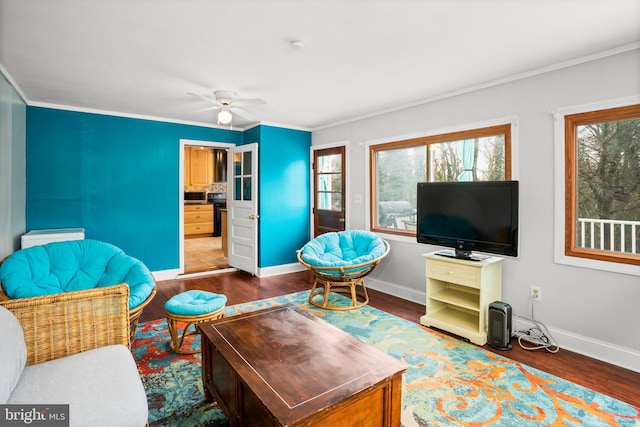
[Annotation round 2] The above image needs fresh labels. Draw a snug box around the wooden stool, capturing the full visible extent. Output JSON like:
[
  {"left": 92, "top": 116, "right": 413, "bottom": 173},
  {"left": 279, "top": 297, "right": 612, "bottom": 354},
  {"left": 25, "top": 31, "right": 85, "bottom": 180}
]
[{"left": 164, "top": 290, "right": 226, "bottom": 354}]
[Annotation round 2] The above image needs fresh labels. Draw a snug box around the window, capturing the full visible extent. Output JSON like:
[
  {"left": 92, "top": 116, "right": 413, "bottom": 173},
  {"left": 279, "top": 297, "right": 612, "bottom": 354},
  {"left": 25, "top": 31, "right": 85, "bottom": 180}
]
[
  {"left": 370, "top": 124, "right": 512, "bottom": 235},
  {"left": 564, "top": 104, "right": 640, "bottom": 266}
]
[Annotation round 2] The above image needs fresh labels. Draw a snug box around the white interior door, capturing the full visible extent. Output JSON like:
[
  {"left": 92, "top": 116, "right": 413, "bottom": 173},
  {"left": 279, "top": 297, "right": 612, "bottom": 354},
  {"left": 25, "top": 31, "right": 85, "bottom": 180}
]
[{"left": 227, "top": 143, "right": 259, "bottom": 275}]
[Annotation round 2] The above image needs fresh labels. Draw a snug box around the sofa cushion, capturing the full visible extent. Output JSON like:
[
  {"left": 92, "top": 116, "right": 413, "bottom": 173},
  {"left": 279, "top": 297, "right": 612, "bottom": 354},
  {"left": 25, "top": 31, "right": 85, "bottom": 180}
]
[
  {"left": 8, "top": 344, "right": 148, "bottom": 427},
  {"left": 0, "top": 239, "right": 155, "bottom": 310},
  {"left": 0, "top": 306, "right": 27, "bottom": 404}
]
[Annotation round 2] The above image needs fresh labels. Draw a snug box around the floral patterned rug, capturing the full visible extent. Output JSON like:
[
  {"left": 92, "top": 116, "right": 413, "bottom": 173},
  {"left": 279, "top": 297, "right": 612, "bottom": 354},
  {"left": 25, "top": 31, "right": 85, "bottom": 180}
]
[{"left": 132, "top": 291, "right": 639, "bottom": 426}]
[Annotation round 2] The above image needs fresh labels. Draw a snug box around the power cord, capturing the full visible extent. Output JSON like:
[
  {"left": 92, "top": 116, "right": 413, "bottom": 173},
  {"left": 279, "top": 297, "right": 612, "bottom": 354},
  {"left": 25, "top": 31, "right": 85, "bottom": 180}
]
[{"left": 513, "top": 296, "right": 560, "bottom": 353}]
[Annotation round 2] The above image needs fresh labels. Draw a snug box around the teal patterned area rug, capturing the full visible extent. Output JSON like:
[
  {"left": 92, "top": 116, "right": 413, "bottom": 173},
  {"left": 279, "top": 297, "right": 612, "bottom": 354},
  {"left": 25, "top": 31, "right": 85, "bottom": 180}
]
[{"left": 132, "top": 291, "right": 639, "bottom": 426}]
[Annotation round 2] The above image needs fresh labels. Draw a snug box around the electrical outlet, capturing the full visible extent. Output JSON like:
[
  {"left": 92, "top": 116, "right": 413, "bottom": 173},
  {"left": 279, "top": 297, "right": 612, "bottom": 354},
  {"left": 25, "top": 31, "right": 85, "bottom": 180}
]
[{"left": 530, "top": 286, "right": 542, "bottom": 301}]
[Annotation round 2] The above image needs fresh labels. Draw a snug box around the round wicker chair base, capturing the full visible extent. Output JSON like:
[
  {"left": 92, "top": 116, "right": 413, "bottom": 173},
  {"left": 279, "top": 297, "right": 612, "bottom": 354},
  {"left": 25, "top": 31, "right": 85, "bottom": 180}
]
[
  {"left": 129, "top": 284, "right": 157, "bottom": 344},
  {"left": 165, "top": 306, "right": 225, "bottom": 354},
  {"left": 308, "top": 279, "right": 369, "bottom": 311},
  {"left": 298, "top": 236, "right": 390, "bottom": 312}
]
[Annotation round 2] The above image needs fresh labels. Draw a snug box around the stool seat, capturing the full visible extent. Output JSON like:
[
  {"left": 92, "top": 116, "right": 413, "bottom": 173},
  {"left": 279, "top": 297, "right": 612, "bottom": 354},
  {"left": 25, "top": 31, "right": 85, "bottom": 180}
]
[
  {"left": 165, "top": 290, "right": 226, "bottom": 354},
  {"left": 165, "top": 290, "right": 226, "bottom": 316}
]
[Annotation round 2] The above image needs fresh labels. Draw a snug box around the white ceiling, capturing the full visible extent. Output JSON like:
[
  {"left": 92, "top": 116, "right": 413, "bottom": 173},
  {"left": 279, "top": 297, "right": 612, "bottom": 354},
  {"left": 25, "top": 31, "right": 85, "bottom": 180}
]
[{"left": 1, "top": 0, "right": 639, "bottom": 131}]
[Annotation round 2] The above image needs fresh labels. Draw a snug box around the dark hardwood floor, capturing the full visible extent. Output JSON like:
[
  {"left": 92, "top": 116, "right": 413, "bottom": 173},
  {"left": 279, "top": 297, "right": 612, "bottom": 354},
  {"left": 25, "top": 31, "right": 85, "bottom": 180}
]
[{"left": 142, "top": 270, "right": 640, "bottom": 409}]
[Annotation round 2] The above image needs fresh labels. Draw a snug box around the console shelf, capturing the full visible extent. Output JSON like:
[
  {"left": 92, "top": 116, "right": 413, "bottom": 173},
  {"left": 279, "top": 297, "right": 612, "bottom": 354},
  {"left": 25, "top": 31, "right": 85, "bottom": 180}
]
[
  {"left": 420, "top": 253, "right": 502, "bottom": 346},
  {"left": 430, "top": 286, "right": 480, "bottom": 311}
]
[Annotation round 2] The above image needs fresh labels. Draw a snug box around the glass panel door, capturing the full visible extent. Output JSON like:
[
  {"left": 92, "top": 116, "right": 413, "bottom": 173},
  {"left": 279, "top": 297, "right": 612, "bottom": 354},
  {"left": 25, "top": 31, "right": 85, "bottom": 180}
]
[{"left": 313, "top": 146, "right": 346, "bottom": 236}]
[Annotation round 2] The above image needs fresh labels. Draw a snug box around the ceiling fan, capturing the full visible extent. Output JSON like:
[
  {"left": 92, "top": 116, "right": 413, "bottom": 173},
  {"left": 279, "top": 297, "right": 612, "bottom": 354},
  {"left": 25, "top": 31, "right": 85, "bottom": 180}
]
[{"left": 189, "top": 90, "right": 266, "bottom": 125}]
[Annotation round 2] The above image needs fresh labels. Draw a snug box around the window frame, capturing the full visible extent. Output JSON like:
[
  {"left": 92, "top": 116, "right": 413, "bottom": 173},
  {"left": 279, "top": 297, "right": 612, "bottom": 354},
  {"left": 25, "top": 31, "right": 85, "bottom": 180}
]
[
  {"left": 369, "top": 124, "right": 512, "bottom": 236},
  {"left": 563, "top": 103, "right": 640, "bottom": 267}
]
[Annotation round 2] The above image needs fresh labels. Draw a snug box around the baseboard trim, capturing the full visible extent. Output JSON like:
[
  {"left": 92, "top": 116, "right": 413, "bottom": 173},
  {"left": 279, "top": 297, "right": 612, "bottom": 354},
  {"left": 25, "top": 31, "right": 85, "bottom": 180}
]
[
  {"left": 154, "top": 264, "right": 640, "bottom": 373},
  {"left": 151, "top": 268, "right": 181, "bottom": 281},
  {"left": 513, "top": 318, "right": 640, "bottom": 373},
  {"left": 258, "top": 263, "right": 306, "bottom": 277},
  {"left": 153, "top": 263, "right": 307, "bottom": 280},
  {"left": 364, "top": 277, "right": 640, "bottom": 373},
  {"left": 365, "top": 277, "right": 425, "bottom": 306}
]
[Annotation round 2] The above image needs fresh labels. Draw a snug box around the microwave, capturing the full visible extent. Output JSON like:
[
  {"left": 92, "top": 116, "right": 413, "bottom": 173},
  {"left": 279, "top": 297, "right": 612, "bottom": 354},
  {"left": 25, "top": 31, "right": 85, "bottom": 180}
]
[{"left": 184, "top": 191, "right": 207, "bottom": 203}]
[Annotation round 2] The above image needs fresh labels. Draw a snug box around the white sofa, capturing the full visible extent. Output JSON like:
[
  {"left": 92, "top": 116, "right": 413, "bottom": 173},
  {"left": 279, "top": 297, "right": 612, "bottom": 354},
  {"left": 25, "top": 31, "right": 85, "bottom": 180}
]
[{"left": 0, "top": 284, "right": 148, "bottom": 427}]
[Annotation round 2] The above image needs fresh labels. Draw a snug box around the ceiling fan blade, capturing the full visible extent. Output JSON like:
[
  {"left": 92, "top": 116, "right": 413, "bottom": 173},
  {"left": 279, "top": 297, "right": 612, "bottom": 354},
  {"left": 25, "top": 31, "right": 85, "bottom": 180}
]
[
  {"left": 232, "top": 98, "right": 266, "bottom": 107},
  {"left": 193, "top": 105, "right": 221, "bottom": 113},
  {"left": 187, "top": 92, "right": 218, "bottom": 104}
]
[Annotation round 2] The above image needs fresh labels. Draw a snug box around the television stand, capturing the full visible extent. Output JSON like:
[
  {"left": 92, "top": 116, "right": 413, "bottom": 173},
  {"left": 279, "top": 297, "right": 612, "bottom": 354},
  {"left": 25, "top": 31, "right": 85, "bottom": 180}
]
[
  {"left": 434, "top": 249, "right": 490, "bottom": 262},
  {"left": 420, "top": 252, "right": 503, "bottom": 346}
]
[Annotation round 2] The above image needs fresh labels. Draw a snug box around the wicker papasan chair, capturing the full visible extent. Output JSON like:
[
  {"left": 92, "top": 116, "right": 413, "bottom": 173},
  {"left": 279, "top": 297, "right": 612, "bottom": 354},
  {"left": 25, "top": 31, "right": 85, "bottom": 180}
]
[
  {"left": 297, "top": 230, "right": 390, "bottom": 310},
  {"left": 0, "top": 239, "right": 156, "bottom": 342}
]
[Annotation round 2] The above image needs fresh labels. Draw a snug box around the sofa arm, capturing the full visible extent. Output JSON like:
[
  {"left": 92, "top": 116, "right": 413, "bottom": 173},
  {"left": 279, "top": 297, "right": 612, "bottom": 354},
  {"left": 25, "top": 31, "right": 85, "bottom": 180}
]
[{"left": 0, "top": 284, "right": 131, "bottom": 366}]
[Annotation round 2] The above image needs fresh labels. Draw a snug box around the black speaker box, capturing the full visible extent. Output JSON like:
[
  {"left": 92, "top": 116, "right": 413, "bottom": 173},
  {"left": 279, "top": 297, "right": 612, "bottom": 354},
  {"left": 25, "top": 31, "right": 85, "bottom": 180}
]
[{"left": 488, "top": 301, "right": 512, "bottom": 350}]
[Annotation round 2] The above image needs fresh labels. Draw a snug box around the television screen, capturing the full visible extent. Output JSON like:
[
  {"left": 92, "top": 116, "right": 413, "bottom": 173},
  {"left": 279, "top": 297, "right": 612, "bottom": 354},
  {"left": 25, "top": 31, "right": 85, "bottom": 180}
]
[{"left": 416, "top": 181, "right": 519, "bottom": 260}]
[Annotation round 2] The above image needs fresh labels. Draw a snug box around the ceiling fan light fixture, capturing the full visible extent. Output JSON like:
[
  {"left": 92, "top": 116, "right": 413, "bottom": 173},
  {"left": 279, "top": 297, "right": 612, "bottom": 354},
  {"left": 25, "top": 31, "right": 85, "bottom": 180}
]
[{"left": 218, "top": 108, "right": 232, "bottom": 125}]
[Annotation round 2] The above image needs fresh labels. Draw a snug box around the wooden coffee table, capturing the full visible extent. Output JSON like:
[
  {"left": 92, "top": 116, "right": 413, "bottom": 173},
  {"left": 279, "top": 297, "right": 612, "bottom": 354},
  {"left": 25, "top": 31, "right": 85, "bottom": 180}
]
[{"left": 199, "top": 304, "right": 407, "bottom": 427}]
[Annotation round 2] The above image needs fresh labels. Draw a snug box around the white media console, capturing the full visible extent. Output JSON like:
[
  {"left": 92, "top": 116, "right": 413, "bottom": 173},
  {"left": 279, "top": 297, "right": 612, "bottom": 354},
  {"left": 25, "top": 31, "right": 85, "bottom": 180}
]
[{"left": 420, "top": 252, "right": 503, "bottom": 346}]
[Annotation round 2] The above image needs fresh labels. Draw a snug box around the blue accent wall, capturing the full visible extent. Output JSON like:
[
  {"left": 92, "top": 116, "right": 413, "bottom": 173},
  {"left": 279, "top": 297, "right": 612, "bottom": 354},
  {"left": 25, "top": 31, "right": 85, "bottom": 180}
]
[
  {"left": 26, "top": 107, "right": 241, "bottom": 271},
  {"left": 256, "top": 125, "right": 311, "bottom": 267}
]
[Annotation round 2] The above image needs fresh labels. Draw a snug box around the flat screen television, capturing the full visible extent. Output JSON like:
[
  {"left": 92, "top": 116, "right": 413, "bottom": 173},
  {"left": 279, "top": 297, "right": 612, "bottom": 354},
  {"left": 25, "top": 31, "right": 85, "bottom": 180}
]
[{"left": 416, "top": 180, "right": 519, "bottom": 260}]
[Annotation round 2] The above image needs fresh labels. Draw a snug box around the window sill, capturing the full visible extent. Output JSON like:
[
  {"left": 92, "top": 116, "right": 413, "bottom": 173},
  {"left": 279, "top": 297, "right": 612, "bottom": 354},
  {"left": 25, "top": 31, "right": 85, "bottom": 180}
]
[
  {"left": 554, "top": 253, "right": 640, "bottom": 277},
  {"left": 372, "top": 231, "right": 417, "bottom": 245}
]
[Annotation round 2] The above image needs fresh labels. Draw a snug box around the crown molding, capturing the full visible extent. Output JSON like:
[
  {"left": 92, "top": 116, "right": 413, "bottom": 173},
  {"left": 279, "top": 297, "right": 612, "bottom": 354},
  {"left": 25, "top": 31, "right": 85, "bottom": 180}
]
[{"left": 0, "top": 63, "right": 29, "bottom": 104}]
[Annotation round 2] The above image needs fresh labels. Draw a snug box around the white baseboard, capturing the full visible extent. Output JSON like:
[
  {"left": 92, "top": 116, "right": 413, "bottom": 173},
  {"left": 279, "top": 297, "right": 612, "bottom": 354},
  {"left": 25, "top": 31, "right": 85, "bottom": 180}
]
[
  {"left": 365, "top": 278, "right": 640, "bottom": 373},
  {"left": 151, "top": 268, "right": 181, "bottom": 281},
  {"left": 365, "top": 277, "right": 426, "bottom": 306},
  {"left": 152, "top": 263, "right": 306, "bottom": 281},
  {"left": 153, "top": 264, "right": 640, "bottom": 373},
  {"left": 257, "top": 262, "right": 306, "bottom": 278},
  {"left": 513, "top": 318, "right": 640, "bottom": 373}
]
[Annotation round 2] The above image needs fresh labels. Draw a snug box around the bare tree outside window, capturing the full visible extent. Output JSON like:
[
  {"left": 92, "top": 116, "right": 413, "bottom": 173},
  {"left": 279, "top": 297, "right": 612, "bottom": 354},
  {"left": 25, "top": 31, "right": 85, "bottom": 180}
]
[
  {"left": 430, "top": 136, "right": 505, "bottom": 182},
  {"left": 565, "top": 104, "right": 640, "bottom": 266},
  {"left": 370, "top": 124, "right": 511, "bottom": 236}
]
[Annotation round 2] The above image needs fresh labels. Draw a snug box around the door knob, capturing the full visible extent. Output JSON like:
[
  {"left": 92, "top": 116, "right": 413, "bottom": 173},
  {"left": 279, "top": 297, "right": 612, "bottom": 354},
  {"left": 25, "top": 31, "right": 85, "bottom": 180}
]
[
  {"left": 339, "top": 218, "right": 345, "bottom": 223},
  {"left": 249, "top": 214, "right": 260, "bottom": 220}
]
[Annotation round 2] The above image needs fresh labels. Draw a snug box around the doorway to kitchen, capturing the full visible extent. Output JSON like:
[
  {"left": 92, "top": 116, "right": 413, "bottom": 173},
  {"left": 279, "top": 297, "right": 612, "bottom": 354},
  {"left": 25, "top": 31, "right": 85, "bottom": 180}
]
[{"left": 180, "top": 139, "right": 235, "bottom": 276}]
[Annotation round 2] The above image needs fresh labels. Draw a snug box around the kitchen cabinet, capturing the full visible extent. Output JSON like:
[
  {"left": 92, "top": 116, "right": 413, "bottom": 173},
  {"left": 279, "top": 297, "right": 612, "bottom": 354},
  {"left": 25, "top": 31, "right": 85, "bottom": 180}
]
[
  {"left": 185, "top": 147, "right": 213, "bottom": 187},
  {"left": 184, "top": 204, "right": 214, "bottom": 236}
]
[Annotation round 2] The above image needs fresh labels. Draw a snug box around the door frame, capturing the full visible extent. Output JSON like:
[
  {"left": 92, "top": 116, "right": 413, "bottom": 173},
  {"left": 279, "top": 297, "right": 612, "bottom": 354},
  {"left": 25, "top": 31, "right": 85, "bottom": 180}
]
[
  {"left": 178, "top": 138, "right": 236, "bottom": 276},
  {"left": 310, "top": 141, "right": 351, "bottom": 235}
]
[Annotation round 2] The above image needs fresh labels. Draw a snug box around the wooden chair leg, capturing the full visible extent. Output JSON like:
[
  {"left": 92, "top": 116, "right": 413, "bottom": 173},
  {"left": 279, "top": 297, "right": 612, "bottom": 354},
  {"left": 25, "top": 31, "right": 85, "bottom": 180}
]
[
  {"left": 350, "top": 283, "right": 358, "bottom": 307},
  {"left": 322, "top": 282, "right": 331, "bottom": 307}
]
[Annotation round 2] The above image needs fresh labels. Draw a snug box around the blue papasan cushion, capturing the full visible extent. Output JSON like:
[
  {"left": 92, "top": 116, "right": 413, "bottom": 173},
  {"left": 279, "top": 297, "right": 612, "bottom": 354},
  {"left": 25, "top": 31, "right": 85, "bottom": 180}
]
[
  {"left": 300, "top": 230, "right": 387, "bottom": 268},
  {"left": 165, "top": 290, "right": 227, "bottom": 316},
  {"left": 0, "top": 239, "right": 155, "bottom": 310}
]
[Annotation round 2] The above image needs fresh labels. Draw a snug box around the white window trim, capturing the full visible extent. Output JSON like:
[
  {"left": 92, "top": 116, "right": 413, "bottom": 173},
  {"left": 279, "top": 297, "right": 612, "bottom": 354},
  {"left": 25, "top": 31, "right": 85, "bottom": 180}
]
[
  {"left": 552, "top": 96, "right": 640, "bottom": 276},
  {"left": 364, "top": 117, "right": 520, "bottom": 243}
]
